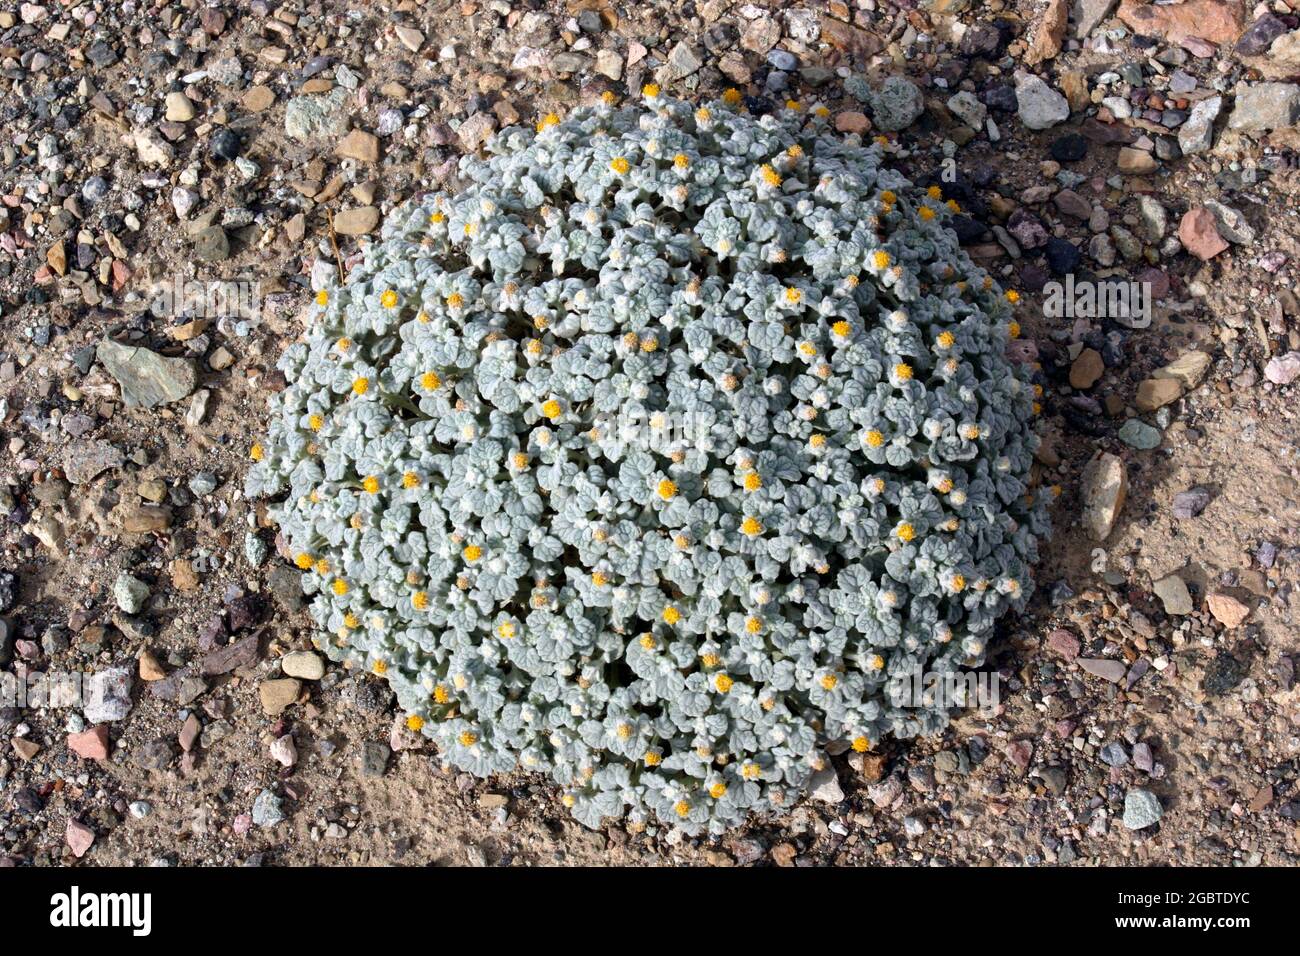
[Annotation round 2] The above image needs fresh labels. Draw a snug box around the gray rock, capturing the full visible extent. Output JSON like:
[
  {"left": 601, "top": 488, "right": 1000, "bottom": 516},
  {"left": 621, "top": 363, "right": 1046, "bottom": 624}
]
[
  {"left": 1228, "top": 83, "right": 1300, "bottom": 131},
  {"left": 1122, "top": 788, "right": 1163, "bottom": 830},
  {"left": 1077, "top": 657, "right": 1127, "bottom": 683},
  {"left": 1135, "top": 195, "right": 1167, "bottom": 242},
  {"left": 97, "top": 339, "right": 197, "bottom": 409},
  {"left": 1202, "top": 200, "right": 1255, "bottom": 245},
  {"left": 1015, "top": 73, "right": 1070, "bottom": 130},
  {"left": 243, "top": 533, "right": 269, "bottom": 568},
  {"left": 284, "top": 88, "right": 350, "bottom": 141},
  {"left": 1080, "top": 452, "right": 1126, "bottom": 541},
  {"left": 1153, "top": 574, "right": 1193, "bottom": 615},
  {"left": 113, "top": 573, "right": 150, "bottom": 615},
  {"left": 1072, "top": 0, "right": 1118, "bottom": 38},
  {"left": 1118, "top": 419, "right": 1162, "bottom": 449},
  {"left": 657, "top": 41, "right": 703, "bottom": 82},
  {"left": 193, "top": 225, "right": 230, "bottom": 263},
  {"left": 251, "top": 789, "right": 284, "bottom": 827},
  {"left": 1178, "top": 96, "right": 1222, "bottom": 155},
  {"left": 84, "top": 665, "right": 134, "bottom": 722},
  {"left": 1172, "top": 486, "right": 1212, "bottom": 518},
  {"left": 947, "top": 90, "right": 987, "bottom": 129},
  {"left": 808, "top": 765, "right": 845, "bottom": 803},
  {"left": 868, "top": 76, "right": 925, "bottom": 132},
  {"left": 360, "top": 741, "right": 392, "bottom": 778},
  {"left": 63, "top": 439, "right": 125, "bottom": 484}
]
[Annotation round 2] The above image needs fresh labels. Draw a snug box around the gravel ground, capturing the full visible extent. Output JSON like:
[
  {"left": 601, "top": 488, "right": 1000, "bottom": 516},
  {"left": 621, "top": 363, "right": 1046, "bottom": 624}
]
[{"left": 1, "top": 0, "right": 1298, "bottom": 867}]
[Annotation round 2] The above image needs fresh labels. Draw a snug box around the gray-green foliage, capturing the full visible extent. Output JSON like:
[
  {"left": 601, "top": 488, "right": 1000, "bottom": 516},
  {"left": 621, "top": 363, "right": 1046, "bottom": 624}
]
[{"left": 247, "top": 91, "right": 1049, "bottom": 835}]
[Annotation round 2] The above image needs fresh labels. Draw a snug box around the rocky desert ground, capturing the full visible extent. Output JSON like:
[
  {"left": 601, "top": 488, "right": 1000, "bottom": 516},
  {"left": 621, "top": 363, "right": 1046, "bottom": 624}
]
[{"left": 0, "top": 0, "right": 1298, "bottom": 867}]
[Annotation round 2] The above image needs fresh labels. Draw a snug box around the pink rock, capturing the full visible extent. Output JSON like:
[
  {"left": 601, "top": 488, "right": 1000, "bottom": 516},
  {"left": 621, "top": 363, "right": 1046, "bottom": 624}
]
[
  {"left": 1047, "top": 629, "right": 1081, "bottom": 660},
  {"left": 1119, "top": 0, "right": 1245, "bottom": 45},
  {"left": 834, "top": 110, "right": 870, "bottom": 134},
  {"left": 66, "top": 818, "right": 95, "bottom": 858},
  {"left": 1179, "top": 207, "right": 1229, "bottom": 261},
  {"left": 67, "top": 725, "right": 110, "bottom": 761},
  {"left": 1264, "top": 351, "right": 1300, "bottom": 385}
]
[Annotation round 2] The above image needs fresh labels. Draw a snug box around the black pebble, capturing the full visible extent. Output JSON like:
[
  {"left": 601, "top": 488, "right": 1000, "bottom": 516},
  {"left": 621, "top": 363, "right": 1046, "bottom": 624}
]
[{"left": 1049, "top": 133, "right": 1087, "bottom": 163}]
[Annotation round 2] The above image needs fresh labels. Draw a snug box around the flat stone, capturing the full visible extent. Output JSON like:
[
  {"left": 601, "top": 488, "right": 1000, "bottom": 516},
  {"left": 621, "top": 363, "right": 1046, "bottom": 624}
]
[
  {"left": 164, "top": 91, "right": 195, "bottom": 122},
  {"left": 1206, "top": 592, "right": 1250, "bottom": 627},
  {"left": 97, "top": 338, "right": 197, "bottom": 409},
  {"left": 457, "top": 112, "right": 497, "bottom": 151},
  {"left": 1073, "top": 0, "right": 1119, "bottom": 37},
  {"left": 1015, "top": 72, "right": 1070, "bottom": 129},
  {"left": 1077, "top": 657, "right": 1128, "bottom": 682},
  {"left": 84, "top": 665, "right": 133, "bottom": 722},
  {"left": 259, "top": 677, "right": 302, "bottom": 716},
  {"left": 200, "top": 634, "right": 260, "bottom": 676},
  {"left": 1117, "top": 146, "right": 1157, "bottom": 174},
  {"left": 1118, "top": 419, "right": 1162, "bottom": 449},
  {"left": 285, "top": 88, "right": 350, "bottom": 141},
  {"left": 1118, "top": 0, "right": 1245, "bottom": 45},
  {"left": 808, "top": 766, "right": 845, "bottom": 803},
  {"left": 869, "top": 76, "right": 925, "bottom": 132},
  {"left": 68, "top": 725, "right": 110, "bottom": 760},
  {"left": 1153, "top": 349, "right": 1211, "bottom": 389},
  {"left": 336, "top": 128, "right": 380, "bottom": 163},
  {"left": 333, "top": 206, "right": 380, "bottom": 235},
  {"left": 1069, "top": 348, "right": 1104, "bottom": 388},
  {"left": 1264, "top": 351, "right": 1300, "bottom": 385},
  {"left": 1228, "top": 82, "right": 1300, "bottom": 130},
  {"left": 281, "top": 650, "right": 325, "bottom": 680},
  {"left": 113, "top": 573, "right": 149, "bottom": 614},
  {"left": 66, "top": 818, "right": 96, "bottom": 858},
  {"left": 1136, "top": 376, "right": 1184, "bottom": 411},
  {"left": 63, "top": 439, "right": 124, "bottom": 484},
  {"left": 1080, "top": 452, "right": 1126, "bottom": 541},
  {"left": 1173, "top": 486, "right": 1212, "bottom": 518},
  {"left": 1153, "top": 574, "right": 1193, "bottom": 615},
  {"left": 394, "top": 25, "right": 425, "bottom": 52},
  {"left": 656, "top": 40, "right": 703, "bottom": 83},
  {"left": 1179, "top": 206, "right": 1229, "bottom": 261}
]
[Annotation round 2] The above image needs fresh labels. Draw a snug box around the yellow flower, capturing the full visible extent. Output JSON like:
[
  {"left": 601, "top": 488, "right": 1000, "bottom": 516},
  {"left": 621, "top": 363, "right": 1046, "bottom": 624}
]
[
  {"left": 893, "top": 362, "right": 913, "bottom": 381},
  {"left": 458, "top": 731, "right": 478, "bottom": 746},
  {"left": 429, "top": 211, "right": 445, "bottom": 224},
  {"left": 332, "top": 578, "right": 349, "bottom": 595},
  {"left": 787, "top": 144, "right": 804, "bottom": 158},
  {"left": 402, "top": 471, "right": 420, "bottom": 489},
  {"left": 745, "top": 616, "right": 762, "bottom": 634},
  {"left": 497, "top": 621, "right": 516, "bottom": 639},
  {"left": 1008, "top": 320, "right": 1021, "bottom": 339},
  {"left": 852, "top": 736, "right": 871, "bottom": 753},
  {"left": 663, "top": 606, "right": 681, "bottom": 625},
  {"left": 463, "top": 222, "right": 477, "bottom": 236},
  {"left": 950, "top": 574, "right": 966, "bottom": 593},
  {"left": 947, "top": 199, "right": 961, "bottom": 213},
  {"left": 880, "top": 190, "right": 897, "bottom": 204},
  {"left": 1005, "top": 290, "right": 1020, "bottom": 304},
  {"left": 872, "top": 250, "right": 891, "bottom": 269},
  {"left": 742, "top": 762, "right": 762, "bottom": 779},
  {"left": 821, "top": 674, "right": 838, "bottom": 690},
  {"left": 314, "top": 558, "right": 330, "bottom": 575},
  {"left": 362, "top": 475, "right": 380, "bottom": 494},
  {"left": 642, "top": 83, "right": 660, "bottom": 98},
  {"left": 743, "top": 472, "right": 762, "bottom": 492},
  {"left": 673, "top": 534, "right": 690, "bottom": 550},
  {"left": 352, "top": 376, "right": 370, "bottom": 396},
  {"left": 864, "top": 429, "right": 885, "bottom": 448},
  {"left": 294, "top": 552, "right": 313, "bottom": 569},
  {"left": 343, "top": 612, "right": 359, "bottom": 629},
  {"left": 601, "top": 90, "right": 616, "bottom": 105},
  {"left": 380, "top": 289, "right": 399, "bottom": 309},
  {"left": 673, "top": 152, "right": 690, "bottom": 169},
  {"left": 809, "top": 433, "right": 826, "bottom": 449},
  {"left": 895, "top": 523, "right": 916, "bottom": 543},
  {"left": 315, "top": 290, "right": 329, "bottom": 306},
  {"left": 644, "top": 751, "right": 662, "bottom": 766},
  {"left": 701, "top": 652, "right": 720, "bottom": 668},
  {"left": 962, "top": 424, "right": 981, "bottom": 440},
  {"left": 722, "top": 88, "right": 742, "bottom": 105},
  {"left": 869, "top": 654, "right": 885, "bottom": 670},
  {"left": 695, "top": 106, "right": 712, "bottom": 121},
  {"left": 536, "top": 112, "right": 560, "bottom": 132},
  {"left": 541, "top": 399, "right": 562, "bottom": 420},
  {"left": 741, "top": 516, "right": 763, "bottom": 536},
  {"left": 786, "top": 99, "right": 802, "bottom": 111},
  {"left": 927, "top": 185, "right": 943, "bottom": 200},
  {"left": 412, "top": 590, "right": 429, "bottom": 610},
  {"left": 918, "top": 206, "right": 936, "bottom": 221},
  {"left": 336, "top": 337, "right": 352, "bottom": 353},
  {"left": 937, "top": 331, "right": 955, "bottom": 348},
  {"left": 463, "top": 544, "right": 482, "bottom": 563},
  {"left": 249, "top": 442, "right": 264, "bottom": 461},
  {"left": 406, "top": 714, "right": 425, "bottom": 732},
  {"left": 433, "top": 684, "right": 450, "bottom": 704},
  {"left": 785, "top": 286, "right": 802, "bottom": 304},
  {"left": 372, "top": 660, "right": 387, "bottom": 675},
  {"left": 616, "top": 723, "right": 633, "bottom": 740},
  {"left": 446, "top": 292, "right": 464, "bottom": 309},
  {"left": 308, "top": 413, "right": 324, "bottom": 432},
  {"left": 657, "top": 479, "right": 677, "bottom": 500},
  {"left": 832, "top": 320, "right": 851, "bottom": 338},
  {"left": 798, "top": 341, "right": 816, "bottom": 356},
  {"left": 814, "top": 105, "right": 830, "bottom": 117},
  {"left": 709, "top": 782, "right": 727, "bottom": 799},
  {"left": 610, "top": 156, "right": 630, "bottom": 175},
  {"left": 420, "top": 371, "right": 441, "bottom": 391},
  {"left": 592, "top": 570, "right": 609, "bottom": 587},
  {"left": 674, "top": 800, "right": 690, "bottom": 818},
  {"left": 640, "top": 335, "right": 658, "bottom": 352},
  {"left": 759, "top": 164, "right": 782, "bottom": 187},
  {"left": 512, "top": 452, "right": 529, "bottom": 469},
  {"left": 714, "top": 673, "right": 733, "bottom": 693},
  {"left": 639, "top": 634, "right": 657, "bottom": 651}
]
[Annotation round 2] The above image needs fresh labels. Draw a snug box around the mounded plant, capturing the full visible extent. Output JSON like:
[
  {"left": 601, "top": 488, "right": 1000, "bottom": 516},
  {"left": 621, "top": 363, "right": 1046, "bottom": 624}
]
[{"left": 247, "top": 88, "right": 1050, "bottom": 835}]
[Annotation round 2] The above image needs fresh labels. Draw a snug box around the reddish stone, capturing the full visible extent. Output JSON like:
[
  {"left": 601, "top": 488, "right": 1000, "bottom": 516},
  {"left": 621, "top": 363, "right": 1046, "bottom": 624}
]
[
  {"left": 1179, "top": 206, "right": 1229, "bottom": 261},
  {"left": 1118, "top": 0, "right": 1245, "bottom": 45},
  {"left": 66, "top": 818, "right": 95, "bottom": 858},
  {"left": 1047, "top": 629, "right": 1081, "bottom": 660},
  {"left": 67, "top": 725, "right": 110, "bottom": 760}
]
